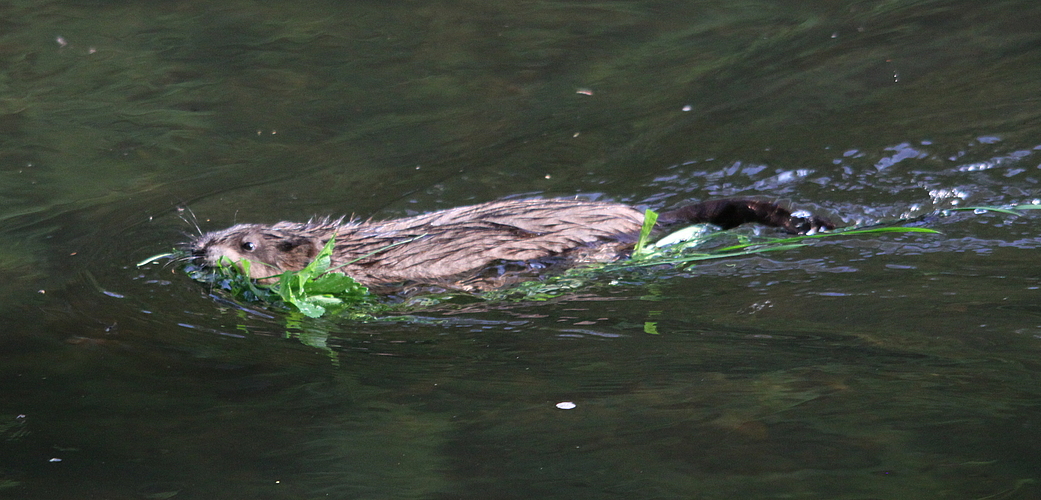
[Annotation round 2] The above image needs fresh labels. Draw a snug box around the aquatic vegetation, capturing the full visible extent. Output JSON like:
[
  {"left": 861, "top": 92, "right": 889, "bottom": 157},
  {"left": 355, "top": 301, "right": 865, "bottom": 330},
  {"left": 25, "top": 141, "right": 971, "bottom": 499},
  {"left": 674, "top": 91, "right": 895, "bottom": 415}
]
[
  {"left": 946, "top": 203, "right": 1041, "bottom": 216},
  {"left": 188, "top": 236, "right": 381, "bottom": 320}
]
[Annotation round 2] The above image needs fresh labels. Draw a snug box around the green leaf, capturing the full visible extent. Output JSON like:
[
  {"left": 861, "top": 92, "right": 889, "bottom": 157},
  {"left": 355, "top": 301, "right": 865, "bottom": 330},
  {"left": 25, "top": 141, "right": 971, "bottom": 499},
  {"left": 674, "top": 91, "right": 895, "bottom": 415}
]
[
  {"left": 293, "top": 300, "right": 327, "bottom": 319},
  {"left": 632, "top": 208, "right": 659, "bottom": 258},
  {"left": 948, "top": 204, "right": 1041, "bottom": 215},
  {"left": 308, "top": 273, "right": 367, "bottom": 295},
  {"left": 308, "top": 295, "right": 344, "bottom": 306}
]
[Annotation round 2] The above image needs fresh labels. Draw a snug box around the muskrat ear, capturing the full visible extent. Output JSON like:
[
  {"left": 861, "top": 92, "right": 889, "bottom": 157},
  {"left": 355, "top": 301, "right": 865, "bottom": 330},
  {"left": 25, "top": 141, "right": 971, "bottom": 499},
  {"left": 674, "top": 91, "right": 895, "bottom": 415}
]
[
  {"left": 277, "top": 238, "right": 321, "bottom": 258},
  {"left": 276, "top": 240, "right": 299, "bottom": 252}
]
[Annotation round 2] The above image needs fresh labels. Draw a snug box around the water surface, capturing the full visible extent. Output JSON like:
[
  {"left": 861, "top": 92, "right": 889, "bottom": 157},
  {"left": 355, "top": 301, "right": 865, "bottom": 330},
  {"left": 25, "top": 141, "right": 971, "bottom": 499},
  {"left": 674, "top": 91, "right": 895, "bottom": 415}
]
[{"left": 2, "top": 0, "right": 1041, "bottom": 498}]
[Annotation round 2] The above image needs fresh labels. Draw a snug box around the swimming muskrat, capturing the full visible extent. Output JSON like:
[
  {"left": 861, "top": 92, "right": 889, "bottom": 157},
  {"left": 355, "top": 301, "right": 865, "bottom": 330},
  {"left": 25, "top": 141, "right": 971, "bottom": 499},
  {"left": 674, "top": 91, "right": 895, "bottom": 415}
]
[{"left": 190, "top": 198, "right": 833, "bottom": 292}]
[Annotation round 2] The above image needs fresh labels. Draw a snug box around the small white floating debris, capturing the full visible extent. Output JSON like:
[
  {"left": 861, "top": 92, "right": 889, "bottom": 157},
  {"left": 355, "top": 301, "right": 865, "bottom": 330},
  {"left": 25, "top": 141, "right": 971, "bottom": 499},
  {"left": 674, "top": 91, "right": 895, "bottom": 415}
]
[
  {"left": 556, "top": 401, "right": 577, "bottom": 410},
  {"left": 576, "top": 88, "right": 593, "bottom": 96}
]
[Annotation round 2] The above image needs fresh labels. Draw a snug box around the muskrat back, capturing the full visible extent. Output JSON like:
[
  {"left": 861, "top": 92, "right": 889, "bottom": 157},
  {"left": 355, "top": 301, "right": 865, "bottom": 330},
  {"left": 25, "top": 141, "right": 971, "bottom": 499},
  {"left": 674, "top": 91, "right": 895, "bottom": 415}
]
[{"left": 190, "top": 198, "right": 832, "bottom": 292}]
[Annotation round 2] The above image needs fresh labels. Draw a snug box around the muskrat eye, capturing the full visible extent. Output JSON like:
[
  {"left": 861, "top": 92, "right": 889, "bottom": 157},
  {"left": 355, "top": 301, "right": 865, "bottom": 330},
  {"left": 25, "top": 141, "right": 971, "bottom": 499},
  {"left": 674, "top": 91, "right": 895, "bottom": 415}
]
[{"left": 240, "top": 241, "right": 256, "bottom": 252}]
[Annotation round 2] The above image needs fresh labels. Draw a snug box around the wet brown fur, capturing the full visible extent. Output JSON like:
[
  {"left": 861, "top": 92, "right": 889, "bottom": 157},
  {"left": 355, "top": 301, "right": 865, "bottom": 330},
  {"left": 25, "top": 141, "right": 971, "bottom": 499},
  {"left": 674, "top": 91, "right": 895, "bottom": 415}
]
[{"left": 190, "top": 198, "right": 832, "bottom": 292}]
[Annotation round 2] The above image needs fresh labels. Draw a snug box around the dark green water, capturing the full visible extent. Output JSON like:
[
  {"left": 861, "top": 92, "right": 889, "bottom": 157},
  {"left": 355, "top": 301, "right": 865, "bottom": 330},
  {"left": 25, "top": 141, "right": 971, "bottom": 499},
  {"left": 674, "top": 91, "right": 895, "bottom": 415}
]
[{"left": 2, "top": 0, "right": 1041, "bottom": 498}]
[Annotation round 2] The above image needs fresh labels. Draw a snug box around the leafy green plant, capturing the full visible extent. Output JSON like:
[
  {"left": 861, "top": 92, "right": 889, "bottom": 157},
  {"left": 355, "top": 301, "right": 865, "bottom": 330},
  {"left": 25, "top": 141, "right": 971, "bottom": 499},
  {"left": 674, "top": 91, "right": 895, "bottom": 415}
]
[
  {"left": 232, "top": 236, "right": 378, "bottom": 318},
  {"left": 269, "top": 236, "right": 373, "bottom": 318}
]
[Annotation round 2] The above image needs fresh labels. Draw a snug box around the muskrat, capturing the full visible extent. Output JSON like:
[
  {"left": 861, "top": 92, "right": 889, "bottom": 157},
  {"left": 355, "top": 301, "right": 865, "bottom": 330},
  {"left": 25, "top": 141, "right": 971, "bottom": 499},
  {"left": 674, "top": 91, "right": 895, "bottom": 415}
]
[{"left": 190, "top": 198, "right": 833, "bottom": 292}]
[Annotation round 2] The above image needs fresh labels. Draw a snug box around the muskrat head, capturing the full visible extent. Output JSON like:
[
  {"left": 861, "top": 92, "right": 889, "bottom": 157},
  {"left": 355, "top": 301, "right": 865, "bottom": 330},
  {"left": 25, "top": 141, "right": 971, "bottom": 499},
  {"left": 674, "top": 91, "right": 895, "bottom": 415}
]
[{"left": 191, "top": 223, "right": 324, "bottom": 280}]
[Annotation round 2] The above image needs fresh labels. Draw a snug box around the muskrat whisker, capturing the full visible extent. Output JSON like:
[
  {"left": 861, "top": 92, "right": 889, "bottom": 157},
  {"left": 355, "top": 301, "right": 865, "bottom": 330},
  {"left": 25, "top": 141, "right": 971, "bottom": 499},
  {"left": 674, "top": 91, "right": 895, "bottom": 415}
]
[
  {"left": 162, "top": 255, "right": 190, "bottom": 270},
  {"left": 177, "top": 206, "right": 204, "bottom": 236}
]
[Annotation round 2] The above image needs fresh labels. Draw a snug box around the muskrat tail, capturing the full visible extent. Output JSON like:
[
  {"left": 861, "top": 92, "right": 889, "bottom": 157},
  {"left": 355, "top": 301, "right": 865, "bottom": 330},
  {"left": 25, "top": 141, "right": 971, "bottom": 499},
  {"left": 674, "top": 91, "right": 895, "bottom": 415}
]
[{"left": 656, "top": 199, "right": 834, "bottom": 235}]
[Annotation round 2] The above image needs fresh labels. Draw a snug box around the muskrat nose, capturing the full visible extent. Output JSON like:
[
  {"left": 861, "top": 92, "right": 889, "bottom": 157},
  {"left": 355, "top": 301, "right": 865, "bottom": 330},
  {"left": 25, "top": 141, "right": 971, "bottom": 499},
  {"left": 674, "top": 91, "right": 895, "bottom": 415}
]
[{"left": 187, "top": 240, "right": 212, "bottom": 263}]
